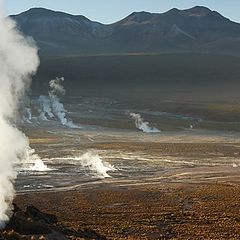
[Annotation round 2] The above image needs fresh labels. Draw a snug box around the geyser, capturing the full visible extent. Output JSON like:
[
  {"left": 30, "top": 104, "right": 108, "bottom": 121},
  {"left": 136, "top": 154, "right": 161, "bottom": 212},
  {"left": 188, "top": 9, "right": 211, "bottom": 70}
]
[
  {"left": 22, "top": 148, "right": 51, "bottom": 172},
  {"left": 79, "top": 151, "right": 116, "bottom": 178},
  {"left": 0, "top": 6, "right": 39, "bottom": 227},
  {"left": 130, "top": 113, "right": 161, "bottom": 133},
  {"left": 38, "top": 77, "right": 80, "bottom": 128}
]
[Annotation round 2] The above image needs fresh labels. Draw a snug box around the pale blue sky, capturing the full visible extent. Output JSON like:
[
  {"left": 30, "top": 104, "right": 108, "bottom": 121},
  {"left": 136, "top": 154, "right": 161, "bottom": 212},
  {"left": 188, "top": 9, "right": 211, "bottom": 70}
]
[{"left": 4, "top": 0, "right": 240, "bottom": 24}]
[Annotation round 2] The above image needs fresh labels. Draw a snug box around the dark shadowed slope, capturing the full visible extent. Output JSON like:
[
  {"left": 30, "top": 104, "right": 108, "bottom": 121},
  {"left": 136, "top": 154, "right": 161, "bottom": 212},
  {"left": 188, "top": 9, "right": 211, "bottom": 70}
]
[
  {"left": 33, "top": 53, "right": 240, "bottom": 98},
  {"left": 11, "top": 6, "right": 240, "bottom": 56}
]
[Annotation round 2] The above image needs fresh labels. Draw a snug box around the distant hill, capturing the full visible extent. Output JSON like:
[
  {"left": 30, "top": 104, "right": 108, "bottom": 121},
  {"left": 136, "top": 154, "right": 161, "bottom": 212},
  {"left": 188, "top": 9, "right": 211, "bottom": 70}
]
[
  {"left": 34, "top": 53, "right": 240, "bottom": 93},
  {"left": 11, "top": 6, "right": 240, "bottom": 56}
]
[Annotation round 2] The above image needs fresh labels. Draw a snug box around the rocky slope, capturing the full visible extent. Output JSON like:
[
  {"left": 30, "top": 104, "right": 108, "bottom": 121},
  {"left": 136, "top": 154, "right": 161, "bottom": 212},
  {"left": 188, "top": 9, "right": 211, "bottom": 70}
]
[{"left": 0, "top": 204, "right": 106, "bottom": 240}]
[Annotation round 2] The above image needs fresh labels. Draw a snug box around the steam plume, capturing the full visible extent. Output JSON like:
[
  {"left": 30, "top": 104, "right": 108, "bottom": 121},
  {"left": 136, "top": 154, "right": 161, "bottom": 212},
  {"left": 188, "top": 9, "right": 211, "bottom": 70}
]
[
  {"left": 0, "top": 7, "right": 39, "bottom": 227},
  {"left": 22, "top": 148, "right": 51, "bottom": 172},
  {"left": 79, "top": 151, "right": 115, "bottom": 178},
  {"left": 130, "top": 113, "right": 160, "bottom": 133},
  {"left": 58, "top": 152, "right": 115, "bottom": 178},
  {"left": 38, "top": 77, "right": 79, "bottom": 128},
  {"left": 38, "top": 95, "right": 54, "bottom": 120}
]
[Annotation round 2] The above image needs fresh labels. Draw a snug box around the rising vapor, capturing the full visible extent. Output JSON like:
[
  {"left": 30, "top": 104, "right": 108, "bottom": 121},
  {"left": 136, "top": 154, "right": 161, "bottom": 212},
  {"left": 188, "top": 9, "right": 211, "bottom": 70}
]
[
  {"left": 130, "top": 113, "right": 161, "bottom": 133},
  {"left": 0, "top": 4, "right": 39, "bottom": 227},
  {"left": 38, "top": 77, "right": 80, "bottom": 128},
  {"left": 79, "top": 151, "right": 116, "bottom": 178}
]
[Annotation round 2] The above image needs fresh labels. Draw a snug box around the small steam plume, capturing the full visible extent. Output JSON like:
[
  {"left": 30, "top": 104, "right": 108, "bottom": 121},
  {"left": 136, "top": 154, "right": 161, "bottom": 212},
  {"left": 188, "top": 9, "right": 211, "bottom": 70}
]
[
  {"left": 49, "top": 77, "right": 74, "bottom": 127},
  {"left": 232, "top": 163, "right": 238, "bottom": 168},
  {"left": 38, "top": 95, "right": 54, "bottom": 120},
  {"left": 23, "top": 108, "right": 32, "bottom": 123},
  {"left": 49, "top": 77, "right": 66, "bottom": 96},
  {"left": 61, "top": 151, "right": 115, "bottom": 178},
  {"left": 22, "top": 148, "right": 51, "bottom": 172},
  {"left": 130, "top": 113, "right": 161, "bottom": 133},
  {"left": 0, "top": 5, "right": 39, "bottom": 227},
  {"left": 38, "top": 77, "right": 79, "bottom": 128},
  {"left": 80, "top": 151, "right": 115, "bottom": 178},
  {"left": 30, "top": 159, "right": 50, "bottom": 171}
]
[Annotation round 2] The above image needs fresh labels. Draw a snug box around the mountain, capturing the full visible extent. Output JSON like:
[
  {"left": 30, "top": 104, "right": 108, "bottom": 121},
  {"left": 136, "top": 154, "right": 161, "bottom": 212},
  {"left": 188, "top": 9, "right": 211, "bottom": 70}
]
[
  {"left": 10, "top": 6, "right": 240, "bottom": 56},
  {"left": 11, "top": 8, "right": 113, "bottom": 55}
]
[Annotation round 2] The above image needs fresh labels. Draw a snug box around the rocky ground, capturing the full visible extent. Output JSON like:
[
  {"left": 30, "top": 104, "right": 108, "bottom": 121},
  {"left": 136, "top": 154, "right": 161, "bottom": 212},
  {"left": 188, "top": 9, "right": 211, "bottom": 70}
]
[
  {"left": 0, "top": 204, "right": 106, "bottom": 240},
  {"left": 8, "top": 125, "right": 240, "bottom": 239},
  {"left": 1, "top": 181, "right": 238, "bottom": 240}
]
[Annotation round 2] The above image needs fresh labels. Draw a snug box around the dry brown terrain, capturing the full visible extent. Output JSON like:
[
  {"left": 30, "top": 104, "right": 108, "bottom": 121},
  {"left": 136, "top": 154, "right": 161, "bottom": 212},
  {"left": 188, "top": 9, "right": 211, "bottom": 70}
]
[
  {"left": 11, "top": 127, "right": 240, "bottom": 239},
  {"left": 14, "top": 181, "right": 240, "bottom": 240}
]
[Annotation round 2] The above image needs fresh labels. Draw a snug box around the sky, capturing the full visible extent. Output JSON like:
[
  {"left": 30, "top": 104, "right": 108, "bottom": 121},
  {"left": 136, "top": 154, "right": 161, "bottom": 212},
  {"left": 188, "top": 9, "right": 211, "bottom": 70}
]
[{"left": 3, "top": 0, "right": 240, "bottom": 24}]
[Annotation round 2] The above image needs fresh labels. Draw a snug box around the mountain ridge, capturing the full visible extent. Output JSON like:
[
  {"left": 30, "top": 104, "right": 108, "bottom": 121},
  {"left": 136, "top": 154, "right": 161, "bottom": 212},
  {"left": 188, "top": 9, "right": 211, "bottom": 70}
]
[
  {"left": 10, "top": 6, "right": 240, "bottom": 56},
  {"left": 13, "top": 6, "right": 237, "bottom": 25}
]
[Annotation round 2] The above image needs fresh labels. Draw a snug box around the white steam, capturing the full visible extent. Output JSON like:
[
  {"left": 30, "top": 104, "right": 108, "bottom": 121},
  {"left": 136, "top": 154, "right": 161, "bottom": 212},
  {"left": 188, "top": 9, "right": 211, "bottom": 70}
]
[
  {"left": 22, "top": 148, "right": 51, "bottom": 172},
  {"left": 38, "top": 95, "right": 54, "bottom": 120},
  {"left": 30, "top": 159, "right": 50, "bottom": 172},
  {"left": 38, "top": 77, "right": 79, "bottom": 128},
  {"left": 232, "top": 163, "right": 238, "bottom": 168},
  {"left": 0, "top": 9, "right": 39, "bottom": 227},
  {"left": 80, "top": 151, "right": 115, "bottom": 178},
  {"left": 37, "top": 151, "right": 116, "bottom": 178},
  {"left": 58, "top": 152, "right": 115, "bottom": 178},
  {"left": 130, "top": 113, "right": 160, "bottom": 133}
]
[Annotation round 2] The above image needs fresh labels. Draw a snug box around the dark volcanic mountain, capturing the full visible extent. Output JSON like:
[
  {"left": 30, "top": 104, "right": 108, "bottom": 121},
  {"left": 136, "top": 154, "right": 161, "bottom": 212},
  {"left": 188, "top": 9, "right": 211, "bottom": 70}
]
[{"left": 11, "top": 6, "right": 240, "bottom": 56}]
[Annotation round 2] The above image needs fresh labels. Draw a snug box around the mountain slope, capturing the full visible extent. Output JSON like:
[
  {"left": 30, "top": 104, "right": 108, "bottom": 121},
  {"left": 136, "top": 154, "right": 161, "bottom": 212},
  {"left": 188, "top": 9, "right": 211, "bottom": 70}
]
[
  {"left": 11, "top": 6, "right": 240, "bottom": 56},
  {"left": 111, "top": 6, "right": 240, "bottom": 53},
  {"left": 11, "top": 8, "right": 113, "bottom": 55}
]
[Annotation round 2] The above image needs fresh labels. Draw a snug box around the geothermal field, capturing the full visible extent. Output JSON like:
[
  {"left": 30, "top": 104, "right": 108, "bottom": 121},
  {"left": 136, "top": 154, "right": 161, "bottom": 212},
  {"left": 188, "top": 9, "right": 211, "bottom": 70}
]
[
  {"left": 11, "top": 87, "right": 240, "bottom": 239},
  {"left": 17, "top": 93, "right": 240, "bottom": 193},
  {"left": 13, "top": 91, "right": 240, "bottom": 239},
  {"left": 1, "top": 1, "right": 240, "bottom": 240}
]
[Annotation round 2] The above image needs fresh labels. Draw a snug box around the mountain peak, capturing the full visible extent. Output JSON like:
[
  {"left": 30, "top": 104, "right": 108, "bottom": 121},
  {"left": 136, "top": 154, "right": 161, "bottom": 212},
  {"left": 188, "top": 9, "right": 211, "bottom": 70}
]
[
  {"left": 121, "top": 11, "right": 154, "bottom": 24},
  {"left": 183, "top": 6, "right": 213, "bottom": 17},
  {"left": 19, "top": 8, "right": 66, "bottom": 17},
  {"left": 12, "top": 7, "right": 91, "bottom": 23},
  {"left": 166, "top": 8, "right": 181, "bottom": 14},
  {"left": 165, "top": 6, "right": 212, "bottom": 17},
  {"left": 14, "top": 7, "right": 82, "bottom": 19},
  {"left": 181, "top": 6, "right": 229, "bottom": 21},
  {"left": 188, "top": 6, "right": 212, "bottom": 12},
  {"left": 131, "top": 11, "right": 152, "bottom": 16}
]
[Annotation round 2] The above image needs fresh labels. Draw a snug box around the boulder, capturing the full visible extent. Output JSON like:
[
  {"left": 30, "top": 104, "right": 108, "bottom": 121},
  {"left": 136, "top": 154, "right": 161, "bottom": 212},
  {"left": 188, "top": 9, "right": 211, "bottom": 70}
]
[{"left": 26, "top": 205, "right": 58, "bottom": 224}]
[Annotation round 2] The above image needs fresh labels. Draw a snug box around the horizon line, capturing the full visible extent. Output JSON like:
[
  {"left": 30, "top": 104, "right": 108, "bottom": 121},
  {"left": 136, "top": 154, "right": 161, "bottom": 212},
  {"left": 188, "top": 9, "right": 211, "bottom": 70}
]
[{"left": 9, "top": 5, "right": 239, "bottom": 25}]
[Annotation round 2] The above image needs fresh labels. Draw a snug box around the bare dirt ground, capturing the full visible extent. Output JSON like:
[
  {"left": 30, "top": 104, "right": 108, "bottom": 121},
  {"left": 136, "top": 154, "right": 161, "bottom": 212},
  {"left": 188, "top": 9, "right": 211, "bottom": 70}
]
[
  {"left": 15, "top": 181, "right": 240, "bottom": 240},
  {"left": 12, "top": 127, "right": 240, "bottom": 239}
]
